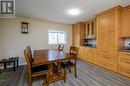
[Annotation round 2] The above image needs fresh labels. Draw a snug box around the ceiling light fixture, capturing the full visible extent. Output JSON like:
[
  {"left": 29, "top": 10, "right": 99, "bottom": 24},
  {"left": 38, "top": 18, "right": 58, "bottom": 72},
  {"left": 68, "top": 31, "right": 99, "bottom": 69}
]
[{"left": 67, "top": 8, "right": 81, "bottom": 16}]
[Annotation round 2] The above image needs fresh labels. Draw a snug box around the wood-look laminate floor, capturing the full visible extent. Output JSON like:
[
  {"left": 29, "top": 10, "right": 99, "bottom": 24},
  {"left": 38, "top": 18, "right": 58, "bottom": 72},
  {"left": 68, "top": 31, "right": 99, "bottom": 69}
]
[{"left": 0, "top": 59, "right": 130, "bottom": 86}]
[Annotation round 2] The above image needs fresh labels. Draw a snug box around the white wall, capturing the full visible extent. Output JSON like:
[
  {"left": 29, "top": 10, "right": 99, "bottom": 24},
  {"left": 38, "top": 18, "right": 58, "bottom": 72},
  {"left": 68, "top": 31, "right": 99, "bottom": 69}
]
[
  {"left": 0, "top": 24, "right": 3, "bottom": 58},
  {"left": 0, "top": 17, "right": 72, "bottom": 65}
]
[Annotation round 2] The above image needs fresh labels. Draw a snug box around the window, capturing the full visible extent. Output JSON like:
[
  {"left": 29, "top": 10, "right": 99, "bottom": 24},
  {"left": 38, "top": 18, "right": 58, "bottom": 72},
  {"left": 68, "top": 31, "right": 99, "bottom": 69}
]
[{"left": 48, "top": 30, "right": 67, "bottom": 44}]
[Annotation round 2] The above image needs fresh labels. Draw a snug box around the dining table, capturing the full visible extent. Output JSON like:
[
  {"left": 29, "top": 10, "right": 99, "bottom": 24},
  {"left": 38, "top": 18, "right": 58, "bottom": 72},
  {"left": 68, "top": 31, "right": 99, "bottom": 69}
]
[{"left": 33, "top": 49, "right": 69, "bottom": 83}]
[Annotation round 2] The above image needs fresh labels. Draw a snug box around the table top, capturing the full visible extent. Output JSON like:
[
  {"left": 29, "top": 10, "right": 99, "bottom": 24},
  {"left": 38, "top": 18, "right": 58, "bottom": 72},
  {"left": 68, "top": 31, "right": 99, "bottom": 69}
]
[
  {"left": 33, "top": 49, "right": 69, "bottom": 66},
  {"left": 0, "top": 57, "right": 18, "bottom": 63}
]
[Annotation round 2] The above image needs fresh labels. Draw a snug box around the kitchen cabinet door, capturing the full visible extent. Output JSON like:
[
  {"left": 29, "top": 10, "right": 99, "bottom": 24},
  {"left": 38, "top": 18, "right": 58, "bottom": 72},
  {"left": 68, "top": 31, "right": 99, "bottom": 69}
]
[
  {"left": 118, "top": 65, "right": 130, "bottom": 78},
  {"left": 97, "top": 15, "right": 106, "bottom": 50},
  {"left": 85, "top": 19, "right": 96, "bottom": 39},
  {"left": 72, "top": 24, "right": 79, "bottom": 47},
  {"left": 105, "top": 11, "right": 116, "bottom": 50},
  {"left": 122, "top": 6, "right": 130, "bottom": 37},
  {"left": 118, "top": 52, "right": 130, "bottom": 67},
  {"left": 118, "top": 52, "right": 130, "bottom": 77},
  {"left": 91, "top": 20, "right": 96, "bottom": 38},
  {"left": 72, "top": 23, "right": 84, "bottom": 47},
  {"left": 78, "top": 47, "right": 85, "bottom": 60}
]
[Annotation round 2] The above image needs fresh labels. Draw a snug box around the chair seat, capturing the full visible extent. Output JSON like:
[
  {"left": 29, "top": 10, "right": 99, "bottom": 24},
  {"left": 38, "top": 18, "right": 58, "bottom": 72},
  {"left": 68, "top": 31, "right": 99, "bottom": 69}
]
[
  {"left": 61, "top": 61, "right": 75, "bottom": 68},
  {"left": 32, "top": 65, "right": 48, "bottom": 75}
]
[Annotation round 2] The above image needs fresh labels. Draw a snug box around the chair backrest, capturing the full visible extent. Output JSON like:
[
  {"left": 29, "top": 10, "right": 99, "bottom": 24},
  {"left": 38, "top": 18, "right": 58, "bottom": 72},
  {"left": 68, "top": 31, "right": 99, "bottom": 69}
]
[
  {"left": 24, "top": 49, "right": 32, "bottom": 76},
  {"left": 58, "top": 45, "right": 64, "bottom": 51},
  {"left": 69, "top": 46, "right": 79, "bottom": 56},
  {"left": 69, "top": 46, "right": 79, "bottom": 64},
  {"left": 27, "top": 46, "right": 33, "bottom": 62}
]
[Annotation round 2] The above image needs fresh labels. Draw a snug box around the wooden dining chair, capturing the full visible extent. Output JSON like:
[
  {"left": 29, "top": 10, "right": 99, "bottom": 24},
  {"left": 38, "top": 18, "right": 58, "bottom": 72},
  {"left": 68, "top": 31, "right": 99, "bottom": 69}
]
[
  {"left": 27, "top": 46, "right": 33, "bottom": 62},
  {"left": 61, "top": 46, "right": 79, "bottom": 82},
  {"left": 24, "top": 49, "right": 49, "bottom": 86},
  {"left": 58, "top": 45, "right": 64, "bottom": 51}
]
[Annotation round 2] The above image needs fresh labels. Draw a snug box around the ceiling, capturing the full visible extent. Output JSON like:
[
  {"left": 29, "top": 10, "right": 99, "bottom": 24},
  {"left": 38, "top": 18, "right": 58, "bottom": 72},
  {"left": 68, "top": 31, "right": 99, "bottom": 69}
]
[{"left": 16, "top": 0, "right": 130, "bottom": 24}]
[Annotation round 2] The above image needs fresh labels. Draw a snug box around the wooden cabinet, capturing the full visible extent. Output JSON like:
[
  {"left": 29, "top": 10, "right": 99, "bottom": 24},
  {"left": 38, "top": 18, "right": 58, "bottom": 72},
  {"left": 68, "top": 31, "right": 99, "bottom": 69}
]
[
  {"left": 72, "top": 22, "right": 84, "bottom": 47},
  {"left": 78, "top": 46, "right": 84, "bottom": 59},
  {"left": 118, "top": 65, "right": 130, "bottom": 78},
  {"left": 72, "top": 24, "right": 79, "bottom": 47},
  {"left": 85, "top": 48, "right": 96, "bottom": 63},
  {"left": 105, "top": 12, "right": 116, "bottom": 50},
  {"left": 122, "top": 6, "right": 130, "bottom": 37},
  {"left": 96, "top": 6, "right": 122, "bottom": 50},
  {"left": 97, "top": 50, "right": 117, "bottom": 63},
  {"left": 118, "top": 52, "right": 130, "bottom": 66},
  {"left": 85, "top": 19, "right": 96, "bottom": 39},
  {"left": 96, "top": 59, "right": 117, "bottom": 72},
  {"left": 96, "top": 50, "right": 118, "bottom": 72},
  {"left": 96, "top": 6, "right": 122, "bottom": 72},
  {"left": 96, "top": 15, "right": 106, "bottom": 49},
  {"left": 78, "top": 46, "right": 96, "bottom": 63},
  {"left": 118, "top": 52, "right": 130, "bottom": 77},
  {"left": 73, "top": 5, "right": 130, "bottom": 78}
]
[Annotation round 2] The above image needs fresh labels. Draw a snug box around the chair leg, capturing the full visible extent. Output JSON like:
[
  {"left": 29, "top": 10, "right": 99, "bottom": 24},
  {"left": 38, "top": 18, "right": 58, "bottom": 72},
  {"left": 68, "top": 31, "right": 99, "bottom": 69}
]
[
  {"left": 46, "top": 73, "right": 49, "bottom": 86},
  {"left": 42, "top": 79, "right": 48, "bottom": 86},
  {"left": 74, "top": 65, "right": 77, "bottom": 78},
  {"left": 69, "top": 68, "right": 71, "bottom": 73},
  {"left": 29, "top": 77, "right": 32, "bottom": 86},
  {"left": 42, "top": 73, "right": 49, "bottom": 86},
  {"left": 64, "top": 68, "right": 67, "bottom": 83},
  {"left": 46, "top": 79, "right": 49, "bottom": 86}
]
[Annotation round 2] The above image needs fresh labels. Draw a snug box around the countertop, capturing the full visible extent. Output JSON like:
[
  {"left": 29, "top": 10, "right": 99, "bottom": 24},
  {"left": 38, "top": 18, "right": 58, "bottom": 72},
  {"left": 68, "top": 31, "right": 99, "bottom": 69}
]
[
  {"left": 118, "top": 46, "right": 130, "bottom": 53},
  {"left": 119, "top": 49, "right": 130, "bottom": 53}
]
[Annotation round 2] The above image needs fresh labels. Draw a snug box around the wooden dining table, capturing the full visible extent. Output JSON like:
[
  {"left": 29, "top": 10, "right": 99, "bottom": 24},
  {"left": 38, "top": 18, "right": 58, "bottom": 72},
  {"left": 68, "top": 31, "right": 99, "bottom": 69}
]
[{"left": 33, "top": 49, "right": 69, "bottom": 83}]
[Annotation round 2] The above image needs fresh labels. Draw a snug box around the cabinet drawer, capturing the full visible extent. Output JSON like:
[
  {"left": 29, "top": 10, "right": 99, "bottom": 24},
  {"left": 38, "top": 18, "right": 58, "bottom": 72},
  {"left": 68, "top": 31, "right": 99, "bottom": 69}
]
[
  {"left": 118, "top": 65, "right": 130, "bottom": 77},
  {"left": 78, "top": 47, "right": 84, "bottom": 59},
  {"left": 97, "top": 50, "right": 117, "bottom": 64},
  {"left": 97, "top": 50, "right": 117, "bottom": 56},
  {"left": 97, "top": 59, "right": 117, "bottom": 72},
  {"left": 97, "top": 54, "right": 117, "bottom": 63},
  {"left": 118, "top": 52, "right": 130, "bottom": 66},
  {"left": 87, "top": 54, "right": 93, "bottom": 63},
  {"left": 86, "top": 48, "right": 95, "bottom": 54}
]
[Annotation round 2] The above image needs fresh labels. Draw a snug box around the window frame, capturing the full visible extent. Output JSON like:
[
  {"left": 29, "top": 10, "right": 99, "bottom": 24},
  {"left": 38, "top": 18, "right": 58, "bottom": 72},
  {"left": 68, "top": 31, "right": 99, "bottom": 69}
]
[{"left": 48, "top": 30, "right": 67, "bottom": 45}]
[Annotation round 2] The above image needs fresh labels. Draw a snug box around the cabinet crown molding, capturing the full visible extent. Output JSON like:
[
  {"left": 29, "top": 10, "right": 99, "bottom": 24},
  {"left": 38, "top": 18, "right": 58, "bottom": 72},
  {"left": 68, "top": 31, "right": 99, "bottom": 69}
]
[{"left": 96, "top": 5, "right": 122, "bottom": 17}]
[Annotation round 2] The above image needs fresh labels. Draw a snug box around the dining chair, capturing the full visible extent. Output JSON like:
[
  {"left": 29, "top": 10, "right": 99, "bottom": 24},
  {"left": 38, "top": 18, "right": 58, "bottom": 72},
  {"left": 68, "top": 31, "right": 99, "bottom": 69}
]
[
  {"left": 27, "top": 46, "right": 33, "bottom": 62},
  {"left": 53, "top": 45, "right": 64, "bottom": 74},
  {"left": 24, "top": 49, "right": 49, "bottom": 86},
  {"left": 58, "top": 45, "right": 64, "bottom": 51},
  {"left": 61, "top": 46, "right": 79, "bottom": 82}
]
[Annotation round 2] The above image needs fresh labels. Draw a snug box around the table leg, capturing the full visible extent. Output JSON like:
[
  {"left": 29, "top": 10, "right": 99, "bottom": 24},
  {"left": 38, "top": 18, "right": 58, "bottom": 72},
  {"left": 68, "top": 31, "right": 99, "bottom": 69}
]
[
  {"left": 4, "top": 63, "right": 6, "bottom": 69},
  {"left": 48, "top": 64, "right": 53, "bottom": 82},
  {"left": 57, "top": 62, "right": 62, "bottom": 79},
  {"left": 0, "top": 69, "right": 1, "bottom": 74},
  {"left": 17, "top": 59, "right": 18, "bottom": 67},
  {"left": 13, "top": 61, "right": 16, "bottom": 71}
]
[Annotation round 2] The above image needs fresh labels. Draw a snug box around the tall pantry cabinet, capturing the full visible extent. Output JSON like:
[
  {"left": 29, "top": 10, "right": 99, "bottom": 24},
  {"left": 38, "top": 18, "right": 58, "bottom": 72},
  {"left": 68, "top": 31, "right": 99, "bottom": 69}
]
[
  {"left": 122, "top": 5, "right": 130, "bottom": 37},
  {"left": 96, "top": 6, "right": 122, "bottom": 72},
  {"left": 72, "top": 22, "right": 84, "bottom": 47}
]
